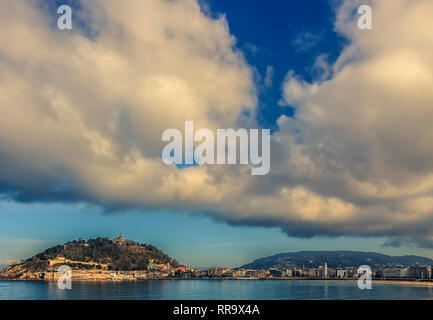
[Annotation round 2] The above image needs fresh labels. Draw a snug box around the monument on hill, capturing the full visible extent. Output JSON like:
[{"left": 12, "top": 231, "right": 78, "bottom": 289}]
[{"left": 113, "top": 233, "right": 126, "bottom": 245}]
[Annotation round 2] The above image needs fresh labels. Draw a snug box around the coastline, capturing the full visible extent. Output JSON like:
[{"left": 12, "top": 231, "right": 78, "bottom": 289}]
[{"left": 2, "top": 276, "right": 433, "bottom": 287}]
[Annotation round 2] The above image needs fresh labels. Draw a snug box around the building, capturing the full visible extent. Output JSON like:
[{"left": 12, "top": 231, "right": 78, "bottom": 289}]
[
  {"left": 48, "top": 256, "right": 66, "bottom": 266},
  {"left": 306, "top": 268, "right": 320, "bottom": 277},
  {"left": 233, "top": 269, "right": 247, "bottom": 277},
  {"left": 222, "top": 270, "right": 234, "bottom": 278},
  {"left": 406, "top": 266, "right": 430, "bottom": 279},
  {"left": 208, "top": 267, "right": 223, "bottom": 277},
  {"left": 327, "top": 268, "right": 336, "bottom": 278},
  {"left": 269, "top": 268, "right": 285, "bottom": 277},
  {"left": 193, "top": 270, "right": 208, "bottom": 278},
  {"left": 293, "top": 269, "right": 303, "bottom": 277},
  {"left": 383, "top": 268, "right": 402, "bottom": 278},
  {"left": 257, "top": 270, "right": 269, "bottom": 279},
  {"left": 399, "top": 267, "right": 412, "bottom": 278},
  {"left": 336, "top": 269, "right": 348, "bottom": 278},
  {"left": 112, "top": 233, "right": 126, "bottom": 245}
]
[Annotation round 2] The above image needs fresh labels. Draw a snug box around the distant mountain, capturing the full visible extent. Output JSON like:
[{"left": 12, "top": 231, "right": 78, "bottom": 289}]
[
  {"left": 1, "top": 234, "right": 181, "bottom": 276},
  {"left": 0, "top": 264, "right": 7, "bottom": 271},
  {"left": 240, "top": 251, "right": 433, "bottom": 269}
]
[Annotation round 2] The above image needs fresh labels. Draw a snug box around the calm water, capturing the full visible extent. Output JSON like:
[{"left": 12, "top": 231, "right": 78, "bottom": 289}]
[{"left": 1, "top": 280, "right": 433, "bottom": 300}]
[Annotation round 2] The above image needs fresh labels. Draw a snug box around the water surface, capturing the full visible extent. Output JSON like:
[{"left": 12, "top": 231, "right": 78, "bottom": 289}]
[{"left": 1, "top": 280, "right": 433, "bottom": 300}]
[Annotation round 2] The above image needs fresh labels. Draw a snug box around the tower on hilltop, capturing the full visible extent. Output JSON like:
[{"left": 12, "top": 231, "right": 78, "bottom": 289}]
[{"left": 113, "top": 233, "right": 126, "bottom": 245}]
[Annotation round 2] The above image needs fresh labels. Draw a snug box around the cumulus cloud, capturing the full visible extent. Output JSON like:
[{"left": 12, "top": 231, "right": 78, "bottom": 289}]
[
  {"left": 0, "top": 0, "right": 256, "bottom": 208},
  {"left": 1, "top": 0, "right": 433, "bottom": 248},
  {"left": 276, "top": 0, "right": 433, "bottom": 246}
]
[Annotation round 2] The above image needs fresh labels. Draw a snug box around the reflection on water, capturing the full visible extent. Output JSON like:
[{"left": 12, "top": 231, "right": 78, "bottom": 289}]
[{"left": 1, "top": 280, "right": 433, "bottom": 300}]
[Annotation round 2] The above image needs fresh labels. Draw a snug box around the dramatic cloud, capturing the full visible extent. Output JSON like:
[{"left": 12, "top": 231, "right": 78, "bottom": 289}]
[
  {"left": 0, "top": 0, "right": 256, "bottom": 208},
  {"left": 276, "top": 0, "right": 433, "bottom": 245},
  {"left": 1, "top": 0, "right": 433, "bottom": 247}
]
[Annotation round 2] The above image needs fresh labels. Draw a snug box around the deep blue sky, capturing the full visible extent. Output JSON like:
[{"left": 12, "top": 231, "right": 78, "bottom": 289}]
[
  {"left": 2, "top": 0, "right": 430, "bottom": 267},
  {"left": 205, "top": 0, "right": 348, "bottom": 129}
]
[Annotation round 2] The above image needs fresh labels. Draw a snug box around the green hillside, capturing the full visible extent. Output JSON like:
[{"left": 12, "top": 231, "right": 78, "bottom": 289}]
[
  {"left": 241, "top": 251, "right": 433, "bottom": 269},
  {"left": 2, "top": 235, "right": 181, "bottom": 273}
]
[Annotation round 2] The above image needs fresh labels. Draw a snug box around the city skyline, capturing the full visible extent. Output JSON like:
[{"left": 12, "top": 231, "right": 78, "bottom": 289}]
[{"left": 2, "top": 0, "right": 433, "bottom": 270}]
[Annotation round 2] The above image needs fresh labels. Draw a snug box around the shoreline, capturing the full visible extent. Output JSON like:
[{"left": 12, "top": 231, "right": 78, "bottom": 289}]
[{"left": 2, "top": 276, "right": 433, "bottom": 287}]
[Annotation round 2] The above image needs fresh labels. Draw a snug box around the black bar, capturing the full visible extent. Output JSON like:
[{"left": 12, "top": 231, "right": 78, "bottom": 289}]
[{"left": 0, "top": 300, "right": 429, "bottom": 319}]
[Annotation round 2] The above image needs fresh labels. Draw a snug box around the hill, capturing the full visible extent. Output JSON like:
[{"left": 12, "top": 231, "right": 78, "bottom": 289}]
[
  {"left": 1, "top": 234, "right": 181, "bottom": 275},
  {"left": 240, "top": 251, "right": 433, "bottom": 269}
]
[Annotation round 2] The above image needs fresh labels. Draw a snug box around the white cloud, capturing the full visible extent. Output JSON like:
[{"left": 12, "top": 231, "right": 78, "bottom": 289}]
[
  {"left": 0, "top": 0, "right": 256, "bottom": 209},
  {"left": 276, "top": 0, "right": 433, "bottom": 245},
  {"left": 1, "top": 0, "right": 433, "bottom": 247}
]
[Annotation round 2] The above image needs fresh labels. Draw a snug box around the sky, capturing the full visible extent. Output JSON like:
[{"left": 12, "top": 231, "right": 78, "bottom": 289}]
[
  {"left": 204, "top": 0, "right": 348, "bottom": 129},
  {"left": 1, "top": 0, "right": 433, "bottom": 267}
]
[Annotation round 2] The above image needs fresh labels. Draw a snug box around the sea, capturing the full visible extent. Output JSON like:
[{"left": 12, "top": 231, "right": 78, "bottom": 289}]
[{"left": 1, "top": 280, "right": 433, "bottom": 300}]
